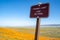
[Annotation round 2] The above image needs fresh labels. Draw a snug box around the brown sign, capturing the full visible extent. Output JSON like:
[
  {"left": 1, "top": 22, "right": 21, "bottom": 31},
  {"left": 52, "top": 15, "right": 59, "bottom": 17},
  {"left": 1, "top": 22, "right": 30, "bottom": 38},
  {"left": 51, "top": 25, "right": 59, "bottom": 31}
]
[{"left": 30, "top": 3, "right": 49, "bottom": 18}]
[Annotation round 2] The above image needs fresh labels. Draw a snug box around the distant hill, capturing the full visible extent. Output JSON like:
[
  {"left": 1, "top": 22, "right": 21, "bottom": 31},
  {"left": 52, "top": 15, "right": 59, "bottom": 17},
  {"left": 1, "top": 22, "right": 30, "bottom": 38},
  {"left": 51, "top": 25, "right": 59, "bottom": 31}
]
[{"left": 41, "top": 24, "right": 60, "bottom": 27}]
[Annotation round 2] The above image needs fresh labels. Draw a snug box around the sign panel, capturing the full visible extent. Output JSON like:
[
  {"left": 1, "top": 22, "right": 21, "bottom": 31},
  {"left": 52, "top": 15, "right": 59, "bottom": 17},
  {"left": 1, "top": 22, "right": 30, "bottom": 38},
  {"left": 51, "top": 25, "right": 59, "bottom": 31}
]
[{"left": 30, "top": 3, "right": 49, "bottom": 18}]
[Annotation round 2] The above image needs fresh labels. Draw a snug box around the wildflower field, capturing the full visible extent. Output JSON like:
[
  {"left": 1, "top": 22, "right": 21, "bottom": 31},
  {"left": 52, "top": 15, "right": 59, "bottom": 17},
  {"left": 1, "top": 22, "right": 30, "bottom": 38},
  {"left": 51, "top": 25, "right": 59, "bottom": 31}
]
[{"left": 0, "top": 27, "right": 60, "bottom": 40}]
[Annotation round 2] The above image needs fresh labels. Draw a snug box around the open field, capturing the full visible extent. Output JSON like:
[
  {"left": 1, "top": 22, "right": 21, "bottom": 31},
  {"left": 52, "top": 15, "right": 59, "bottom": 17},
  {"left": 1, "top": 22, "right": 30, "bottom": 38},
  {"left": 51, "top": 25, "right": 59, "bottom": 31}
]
[{"left": 0, "top": 26, "right": 60, "bottom": 40}]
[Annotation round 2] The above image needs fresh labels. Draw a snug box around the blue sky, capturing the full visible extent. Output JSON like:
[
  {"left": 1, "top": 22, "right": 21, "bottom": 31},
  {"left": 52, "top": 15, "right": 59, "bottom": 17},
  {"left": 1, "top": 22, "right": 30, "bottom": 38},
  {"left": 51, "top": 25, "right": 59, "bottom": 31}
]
[{"left": 0, "top": 0, "right": 60, "bottom": 26}]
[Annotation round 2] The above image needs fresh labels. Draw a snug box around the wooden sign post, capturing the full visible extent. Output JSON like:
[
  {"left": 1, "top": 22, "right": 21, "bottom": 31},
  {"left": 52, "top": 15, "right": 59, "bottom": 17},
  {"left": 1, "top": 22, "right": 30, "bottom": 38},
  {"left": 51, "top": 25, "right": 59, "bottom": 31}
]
[
  {"left": 35, "top": 18, "right": 40, "bottom": 40},
  {"left": 30, "top": 3, "right": 49, "bottom": 40}
]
